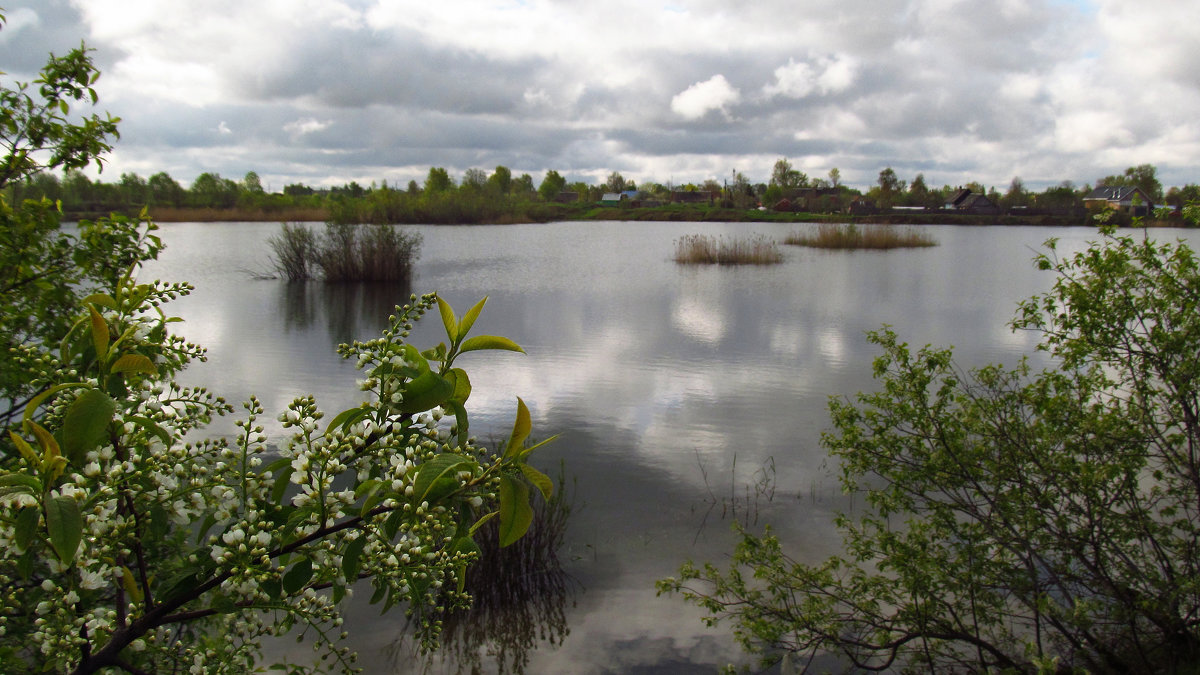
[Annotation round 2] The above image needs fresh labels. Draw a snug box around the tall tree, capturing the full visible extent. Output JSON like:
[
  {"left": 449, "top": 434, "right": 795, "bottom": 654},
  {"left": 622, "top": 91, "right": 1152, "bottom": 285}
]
[
  {"left": 538, "top": 170, "right": 567, "bottom": 201},
  {"left": 486, "top": 165, "right": 513, "bottom": 194},
  {"left": 604, "top": 171, "right": 627, "bottom": 193},
  {"left": 424, "top": 166, "right": 454, "bottom": 194},
  {"left": 1098, "top": 164, "right": 1163, "bottom": 202}
]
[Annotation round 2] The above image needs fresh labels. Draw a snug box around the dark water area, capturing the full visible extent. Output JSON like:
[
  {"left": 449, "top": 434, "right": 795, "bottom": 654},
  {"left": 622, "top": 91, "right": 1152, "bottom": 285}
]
[{"left": 140, "top": 220, "right": 1198, "bottom": 673}]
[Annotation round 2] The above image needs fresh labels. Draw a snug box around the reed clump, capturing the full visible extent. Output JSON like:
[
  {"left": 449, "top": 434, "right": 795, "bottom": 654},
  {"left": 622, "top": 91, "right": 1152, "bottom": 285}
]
[
  {"left": 269, "top": 222, "right": 421, "bottom": 281},
  {"left": 784, "top": 223, "right": 937, "bottom": 249},
  {"left": 673, "top": 233, "right": 784, "bottom": 265}
]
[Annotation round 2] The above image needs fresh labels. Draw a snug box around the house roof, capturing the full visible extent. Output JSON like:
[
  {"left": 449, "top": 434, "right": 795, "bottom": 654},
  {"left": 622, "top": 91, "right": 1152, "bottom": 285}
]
[{"left": 1084, "top": 185, "right": 1150, "bottom": 203}]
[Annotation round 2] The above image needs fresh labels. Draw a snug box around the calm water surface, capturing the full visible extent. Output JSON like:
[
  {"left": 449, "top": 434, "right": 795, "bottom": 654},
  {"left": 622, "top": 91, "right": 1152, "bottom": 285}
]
[{"left": 142, "top": 220, "right": 1189, "bottom": 673}]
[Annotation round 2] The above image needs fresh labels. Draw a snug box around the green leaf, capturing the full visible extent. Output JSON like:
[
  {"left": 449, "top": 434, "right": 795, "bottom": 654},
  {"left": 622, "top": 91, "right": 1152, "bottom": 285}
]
[
  {"left": 110, "top": 353, "right": 156, "bottom": 375},
  {"left": 445, "top": 368, "right": 472, "bottom": 405},
  {"left": 457, "top": 296, "right": 488, "bottom": 341},
  {"left": 468, "top": 511, "right": 498, "bottom": 536},
  {"left": 343, "top": 535, "right": 368, "bottom": 582},
  {"left": 80, "top": 293, "right": 116, "bottom": 309},
  {"left": 498, "top": 475, "right": 533, "bottom": 547},
  {"left": 13, "top": 507, "right": 39, "bottom": 554},
  {"left": 436, "top": 295, "right": 458, "bottom": 344},
  {"left": 520, "top": 463, "right": 554, "bottom": 501},
  {"left": 459, "top": 335, "right": 525, "bottom": 355},
  {"left": 505, "top": 397, "right": 532, "bottom": 459},
  {"left": 0, "top": 474, "right": 42, "bottom": 492},
  {"left": 271, "top": 467, "right": 294, "bottom": 504},
  {"left": 61, "top": 388, "right": 115, "bottom": 463},
  {"left": 125, "top": 415, "right": 171, "bottom": 448},
  {"left": 281, "top": 558, "right": 314, "bottom": 595},
  {"left": 398, "top": 371, "right": 454, "bottom": 414},
  {"left": 88, "top": 303, "right": 109, "bottom": 359},
  {"left": 45, "top": 495, "right": 83, "bottom": 563},
  {"left": 413, "top": 454, "right": 472, "bottom": 503},
  {"left": 324, "top": 406, "right": 370, "bottom": 435},
  {"left": 23, "top": 383, "right": 86, "bottom": 425}
]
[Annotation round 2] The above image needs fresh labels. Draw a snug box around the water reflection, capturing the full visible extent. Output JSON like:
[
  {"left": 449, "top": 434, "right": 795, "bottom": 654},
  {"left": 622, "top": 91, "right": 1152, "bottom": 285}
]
[
  {"left": 279, "top": 280, "right": 413, "bottom": 345},
  {"left": 390, "top": 469, "right": 579, "bottom": 674}
]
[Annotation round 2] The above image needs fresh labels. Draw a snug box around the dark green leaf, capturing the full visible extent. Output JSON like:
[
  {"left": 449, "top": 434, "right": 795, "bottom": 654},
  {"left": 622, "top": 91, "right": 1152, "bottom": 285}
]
[
  {"left": 398, "top": 371, "right": 454, "bottom": 414},
  {"left": 13, "top": 507, "right": 39, "bottom": 553},
  {"left": 281, "top": 558, "right": 314, "bottom": 595},
  {"left": 45, "top": 495, "right": 82, "bottom": 563},
  {"left": 61, "top": 388, "right": 115, "bottom": 463},
  {"left": 343, "top": 535, "right": 368, "bottom": 582},
  {"left": 413, "top": 454, "right": 472, "bottom": 504}
]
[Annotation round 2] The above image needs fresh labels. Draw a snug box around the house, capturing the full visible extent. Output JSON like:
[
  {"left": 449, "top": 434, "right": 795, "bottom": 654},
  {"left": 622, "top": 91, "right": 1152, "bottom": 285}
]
[
  {"left": 600, "top": 190, "right": 639, "bottom": 204},
  {"left": 945, "top": 188, "right": 999, "bottom": 215},
  {"left": 670, "top": 190, "right": 718, "bottom": 204},
  {"left": 554, "top": 191, "right": 580, "bottom": 203},
  {"left": 1083, "top": 185, "right": 1155, "bottom": 216}
]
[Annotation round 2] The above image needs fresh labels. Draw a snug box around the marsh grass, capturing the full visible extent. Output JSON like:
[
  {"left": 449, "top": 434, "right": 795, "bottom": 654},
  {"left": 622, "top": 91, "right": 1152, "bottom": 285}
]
[
  {"left": 269, "top": 222, "right": 421, "bottom": 281},
  {"left": 673, "top": 233, "right": 784, "bottom": 265},
  {"left": 784, "top": 223, "right": 937, "bottom": 249}
]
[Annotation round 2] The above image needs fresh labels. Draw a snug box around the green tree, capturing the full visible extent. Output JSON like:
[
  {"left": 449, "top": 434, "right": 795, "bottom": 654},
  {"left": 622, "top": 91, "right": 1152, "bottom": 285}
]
[
  {"left": 0, "top": 21, "right": 153, "bottom": 423},
  {"left": 147, "top": 172, "right": 184, "bottom": 207},
  {"left": 604, "top": 171, "right": 627, "bottom": 193},
  {"left": 1000, "top": 175, "right": 1029, "bottom": 208},
  {"left": 486, "top": 165, "right": 512, "bottom": 195},
  {"left": 828, "top": 167, "right": 841, "bottom": 188},
  {"left": 424, "top": 167, "right": 454, "bottom": 195},
  {"left": 189, "top": 172, "right": 237, "bottom": 208},
  {"left": 537, "top": 170, "right": 565, "bottom": 201},
  {"left": 461, "top": 168, "right": 487, "bottom": 192},
  {"left": 241, "top": 170, "right": 264, "bottom": 194},
  {"left": 1098, "top": 164, "right": 1163, "bottom": 202},
  {"left": 0, "top": 36, "right": 120, "bottom": 187},
  {"left": 770, "top": 158, "right": 806, "bottom": 190},
  {"left": 662, "top": 226, "right": 1200, "bottom": 672}
]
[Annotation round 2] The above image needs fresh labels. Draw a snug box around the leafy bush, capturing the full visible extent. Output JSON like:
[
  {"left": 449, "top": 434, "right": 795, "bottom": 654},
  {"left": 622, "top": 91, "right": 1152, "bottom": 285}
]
[{"left": 660, "top": 226, "right": 1200, "bottom": 672}]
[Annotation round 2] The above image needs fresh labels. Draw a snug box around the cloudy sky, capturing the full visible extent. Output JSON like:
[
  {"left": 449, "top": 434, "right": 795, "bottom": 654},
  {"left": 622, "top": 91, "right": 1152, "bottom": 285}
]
[{"left": 1, "top": 0, "right": 1198, "bottom": 192}]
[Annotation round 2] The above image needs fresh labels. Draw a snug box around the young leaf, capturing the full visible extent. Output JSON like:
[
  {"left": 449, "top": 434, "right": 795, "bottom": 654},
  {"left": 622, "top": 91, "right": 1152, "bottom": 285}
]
[
  {"left": 498, "top": 475, "right": 533, "bottom": 547},
  {"left": 45, "top": 495, "right": 83, "bottom": 563},
  {"left": 7, "top": 430, "right": 41, "bottom": 466},
  {"left": 459, "top": 335, "right": 524, "bottom": 355},
  {"left": 436, "top": 295, "right": 458, "bottom": 343},
  {"left": 110, "top": 353, "right": 156, "bottom": 375},
  {"left": 88, "top": 304, "right": 109, "bottom": 359},
  {"left": 520, "top": 463, "right": 554, "bottom": 501},
  {"left": 505, "top": 397, "right": 532, "bottom": 459},
  {"left": 457, "top": 296, "right": 488, "bottom": 341}
]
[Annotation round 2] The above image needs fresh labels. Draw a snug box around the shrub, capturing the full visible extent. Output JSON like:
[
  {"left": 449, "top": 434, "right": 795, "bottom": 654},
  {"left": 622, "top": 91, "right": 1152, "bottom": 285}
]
[
  {"left": 660, "top": 226, "right": 1200, "bottom": 672},
  {"left": 269, "top": 222, "right": 422, "bottom": 282}
]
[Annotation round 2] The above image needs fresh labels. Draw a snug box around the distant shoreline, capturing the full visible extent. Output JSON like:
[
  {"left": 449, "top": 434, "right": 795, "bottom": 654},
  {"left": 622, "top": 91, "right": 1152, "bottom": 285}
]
[{"left": 61, "top": 205, "right": 1183, "bottom": 228}]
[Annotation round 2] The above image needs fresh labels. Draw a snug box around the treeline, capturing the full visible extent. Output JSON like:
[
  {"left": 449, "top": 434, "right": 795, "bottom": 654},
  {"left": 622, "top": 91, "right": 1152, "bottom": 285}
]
[{"left": 6, "top": 161, "right": 1199, "bottom": 225}]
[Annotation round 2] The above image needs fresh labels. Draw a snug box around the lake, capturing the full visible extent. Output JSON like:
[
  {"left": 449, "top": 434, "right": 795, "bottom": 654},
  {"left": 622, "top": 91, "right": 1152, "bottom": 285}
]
[{"left": 142, "top": 220, "right": 1174, "bottom": 673}]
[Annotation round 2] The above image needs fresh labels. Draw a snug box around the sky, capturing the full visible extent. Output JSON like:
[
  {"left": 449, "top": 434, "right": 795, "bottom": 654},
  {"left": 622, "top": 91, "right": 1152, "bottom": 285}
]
[{"left": 1, "top": 0, "right": 1198, "bottom": 193}]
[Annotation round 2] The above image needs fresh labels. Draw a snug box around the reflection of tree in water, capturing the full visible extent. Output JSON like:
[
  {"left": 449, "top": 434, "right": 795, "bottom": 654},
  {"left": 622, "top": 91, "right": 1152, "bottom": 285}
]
[
  {"left": 278, "top": 280, "right": 413, "bottom": 344},
  {"left": 392, "top": 468, "right": 578, "bottom": 674}
]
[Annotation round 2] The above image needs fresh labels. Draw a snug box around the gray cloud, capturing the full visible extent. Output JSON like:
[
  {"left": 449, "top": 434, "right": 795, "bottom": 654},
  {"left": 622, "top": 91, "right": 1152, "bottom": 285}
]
[{"left": 0, "top": 0, "right": 1197, "bottom": 191}]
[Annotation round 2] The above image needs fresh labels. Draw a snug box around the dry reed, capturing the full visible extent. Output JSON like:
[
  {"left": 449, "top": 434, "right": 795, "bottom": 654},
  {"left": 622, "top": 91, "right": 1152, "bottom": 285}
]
[
  {"left": 784, "top": 223, "right": 937, "bottom": 249},
  {"left": 673, "top": 233, "right": 784, "bottom": 265}
]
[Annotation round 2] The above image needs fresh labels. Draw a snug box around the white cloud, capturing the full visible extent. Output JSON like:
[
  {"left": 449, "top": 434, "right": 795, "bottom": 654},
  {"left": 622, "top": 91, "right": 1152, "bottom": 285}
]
[
  {"left": 763, "top": 55, "right": 858, "bottom": 99},
  {"left": 671, "top": 75, "right": 740, "bottom": 120},
  {"left": 283, "top": 117, "right": 332, "bottom": 137}
]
